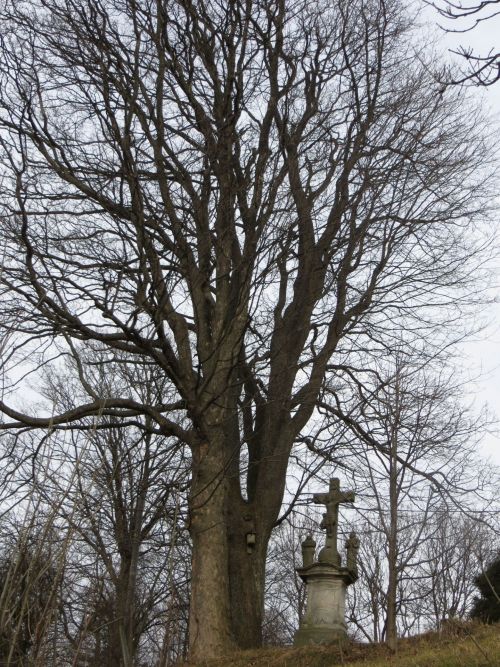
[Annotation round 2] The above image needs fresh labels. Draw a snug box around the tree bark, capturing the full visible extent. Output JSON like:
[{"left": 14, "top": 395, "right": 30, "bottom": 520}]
[
  {"left": 113, "top": 567, "right": 135, "bottom": 667},
  {"left": 188, "top": 445, "right": 236, "bottom": 660},
  {"left": 386, "top": 542, "right": 398, "bottom": 651},
  {"left": 385, "top": 377, "right": 400, "bottom": 652},
  {"left": 227, "top": 505, "right": 269, "bottom": 649},
  {"left": 188, "top": 431, "right": 277, "bottom": 658}
]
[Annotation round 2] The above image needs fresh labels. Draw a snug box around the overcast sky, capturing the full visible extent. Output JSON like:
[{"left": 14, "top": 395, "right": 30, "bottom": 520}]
[{"left": 425, "top": 3, "right": 500, "bottom": 464}]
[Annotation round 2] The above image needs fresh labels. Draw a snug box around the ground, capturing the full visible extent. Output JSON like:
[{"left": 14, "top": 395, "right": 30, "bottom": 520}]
[{"left": 181, "top": 621, "right": 500, "bottom": 667}]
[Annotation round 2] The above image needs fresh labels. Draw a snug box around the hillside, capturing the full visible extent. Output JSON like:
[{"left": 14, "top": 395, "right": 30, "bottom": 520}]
[{"left": 184, "top": 622, "right": 500, "bottom": 667}]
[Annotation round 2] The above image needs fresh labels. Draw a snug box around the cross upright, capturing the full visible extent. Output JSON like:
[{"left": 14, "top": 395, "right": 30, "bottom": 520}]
[{"left": 313, "top": 478, "right": 355, "bottom": 565}]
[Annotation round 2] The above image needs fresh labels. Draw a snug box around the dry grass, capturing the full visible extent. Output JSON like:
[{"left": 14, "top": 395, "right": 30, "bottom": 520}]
[{"left": 182, "top": 621, "right": 500, "bottom": 667}]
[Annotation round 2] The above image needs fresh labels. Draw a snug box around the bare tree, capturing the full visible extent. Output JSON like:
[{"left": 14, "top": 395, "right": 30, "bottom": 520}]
[
  {"left": 328, "top": 350, "right": 494, "bottom": 648},
  {"left": 0, "top": 500, "right": 70, "bottom": 666},
  {"left": 36, "top": 357, "right": 191, "bottom": 666},
  {"left": 0, "top": 0, "right": 493, "bottom": 658},
  {"left": 0, "top": 353, "right": 192, "bottom": 666},
  {"left": 417, "top": 508, "right": 497, "bottom": 629},
  {"left": 47, "top": 429, "right": 189, "bottom": 666}
]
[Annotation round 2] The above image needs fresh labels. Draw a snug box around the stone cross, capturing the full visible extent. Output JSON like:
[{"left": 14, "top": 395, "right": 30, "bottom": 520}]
[{"left": 313, "top": 478, "right": 355, "bottom": 565}]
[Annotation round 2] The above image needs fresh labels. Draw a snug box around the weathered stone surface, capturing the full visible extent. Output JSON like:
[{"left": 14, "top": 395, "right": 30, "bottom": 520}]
[
  {"left": 301, "top": 535, "right": 316, "bottom": 568},
  {"left": 346, "top": 531, "right": 360, "bottom": 578},
  {"left": 294, "top": 563, "right": 352, "bottom": 645},
  {"left": 313, "top": 478, "right": 355, "bottom": 566}
]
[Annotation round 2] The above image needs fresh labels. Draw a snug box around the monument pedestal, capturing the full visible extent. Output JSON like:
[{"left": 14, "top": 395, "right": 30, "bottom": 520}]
[
  {"left": 293, "top": 562, "right": 355, "bottom": 646},
  {"left": 292, "top": 478, "right": 360, "bottom": 647}
]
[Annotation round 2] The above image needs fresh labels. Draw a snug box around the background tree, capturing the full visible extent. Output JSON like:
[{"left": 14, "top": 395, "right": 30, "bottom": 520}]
[
  {"left": 260, "top": 348, "right": 498, "bottom": 646},
  {"left": 39, "top": 360, "right": 191, "bottom": 665},
  {"left": 38, "top": 354, "right": 190, "bottom": 665},
  {"left": 335, "top": 351, "right": 490, "bottom": 649},
  {"left": 417, "top": 509, "right": 496, "bottom": 629},
  {"left": 0, "top": 509, "right": 66, "bottom": 666},
  {"left": 0, "top": 354, "right": 193, "bottom": 666},
  {"left": 0, "top": 0, "right": 494, "bottom": 658},
  {"left": 470, "top": 553, "right": 500, "bottom": 622}
]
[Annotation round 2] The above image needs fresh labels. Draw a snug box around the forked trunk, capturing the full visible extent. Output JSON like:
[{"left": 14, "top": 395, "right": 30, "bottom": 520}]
[{"left": 188, "top": 441, "right": 275, "bottom": 659}]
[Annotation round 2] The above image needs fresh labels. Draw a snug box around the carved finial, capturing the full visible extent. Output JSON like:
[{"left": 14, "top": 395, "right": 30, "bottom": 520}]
[
  {"left": 345, "top": 531, "right": 360, "bottom": 577},
  {"left": 301, "top": 534, "right": 316, "bottom": 568}
]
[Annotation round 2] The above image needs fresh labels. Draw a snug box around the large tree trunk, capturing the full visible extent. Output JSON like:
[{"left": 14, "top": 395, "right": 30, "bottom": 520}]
[
  {"left": 188, "top": 434, "right": 278, "bottom": 659},
  {"left": 188, "top": 445, "right": 236, "bottom": 660},
  {"left": 189, "top": 498, "right": 272, "bottom": 657},
  {"left": 113, "top": 567, "right": 136, "bottom": 666},
  {"left": 187, "top": 391, "right": 291, "bottom": 660},
  {"left": 190, "top": 502, "right": 269, "bottom": 658}
]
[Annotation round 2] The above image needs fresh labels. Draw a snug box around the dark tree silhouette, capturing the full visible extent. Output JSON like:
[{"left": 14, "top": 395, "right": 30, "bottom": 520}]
[{"left": 470, "top": 555, "right": 500, "bottom": 622}]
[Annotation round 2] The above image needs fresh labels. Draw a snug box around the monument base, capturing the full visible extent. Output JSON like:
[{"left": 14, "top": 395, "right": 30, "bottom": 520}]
[
  {"left": 293, "top": 562, "right": 355, "bottom": 647},
  {"left": 293, "top": 624, "right": 348, "bottom": 646}
]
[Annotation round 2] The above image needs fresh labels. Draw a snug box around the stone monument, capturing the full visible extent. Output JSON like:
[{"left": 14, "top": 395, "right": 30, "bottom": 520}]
[{"left": 293, "top": 478, "right": 360, "bottom": 646}]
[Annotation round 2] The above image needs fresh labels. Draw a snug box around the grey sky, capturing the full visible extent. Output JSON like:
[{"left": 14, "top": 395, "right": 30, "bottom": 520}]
[{"left": 428, "top": 4, "right": 500, "bottom": 464}]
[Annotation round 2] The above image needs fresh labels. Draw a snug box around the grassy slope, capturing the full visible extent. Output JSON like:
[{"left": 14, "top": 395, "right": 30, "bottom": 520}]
[{"left": 184, "top": 622, "right": 500, "bottom": 667}]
